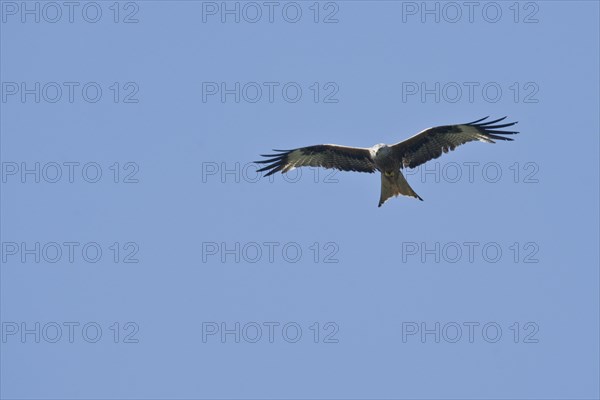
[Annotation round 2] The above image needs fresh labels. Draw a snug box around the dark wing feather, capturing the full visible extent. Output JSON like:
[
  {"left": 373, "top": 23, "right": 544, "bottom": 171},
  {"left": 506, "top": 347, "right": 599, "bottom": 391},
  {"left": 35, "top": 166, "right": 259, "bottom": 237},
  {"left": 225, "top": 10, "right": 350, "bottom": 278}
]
[
  {"left": 391, "top": 116, "right": 518, "bottom": 169},
  {"left": 255, "top": 144, "right": 376, "bottom": 177}
]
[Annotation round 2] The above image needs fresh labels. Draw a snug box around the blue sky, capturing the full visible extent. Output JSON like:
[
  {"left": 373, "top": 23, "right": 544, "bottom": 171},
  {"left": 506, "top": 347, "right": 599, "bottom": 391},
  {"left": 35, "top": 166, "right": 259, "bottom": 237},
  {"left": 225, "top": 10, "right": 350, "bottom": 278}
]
[{"left": 1, "top": 1, "right": 599, "bottom": 399}]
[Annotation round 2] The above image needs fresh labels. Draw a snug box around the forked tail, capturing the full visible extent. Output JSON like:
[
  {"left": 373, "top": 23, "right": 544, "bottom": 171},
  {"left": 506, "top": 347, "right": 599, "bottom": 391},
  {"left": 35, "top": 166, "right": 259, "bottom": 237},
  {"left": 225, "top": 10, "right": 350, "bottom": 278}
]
[{"left": 378, "top": 171, "right": 423, "bottom": 207}]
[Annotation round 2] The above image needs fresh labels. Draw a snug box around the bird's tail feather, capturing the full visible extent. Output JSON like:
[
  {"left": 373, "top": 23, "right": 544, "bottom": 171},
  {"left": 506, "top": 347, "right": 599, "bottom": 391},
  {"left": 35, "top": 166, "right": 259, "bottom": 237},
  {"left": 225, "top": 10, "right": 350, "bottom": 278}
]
[{"left": 378, "top": 171, "right": 423, "bottom": 207}]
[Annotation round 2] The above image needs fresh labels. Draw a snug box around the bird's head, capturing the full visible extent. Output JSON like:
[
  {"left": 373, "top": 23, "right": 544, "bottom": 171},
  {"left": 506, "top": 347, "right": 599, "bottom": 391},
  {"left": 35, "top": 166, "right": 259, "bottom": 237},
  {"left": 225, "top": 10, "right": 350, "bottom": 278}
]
[{"left": 373, "top": 143, "right": 390, "bottom": 156}]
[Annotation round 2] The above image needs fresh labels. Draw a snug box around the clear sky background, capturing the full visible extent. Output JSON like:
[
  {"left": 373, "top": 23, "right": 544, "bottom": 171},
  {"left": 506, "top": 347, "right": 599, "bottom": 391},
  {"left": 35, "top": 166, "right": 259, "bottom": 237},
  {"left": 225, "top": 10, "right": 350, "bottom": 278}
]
[{"left": 1, "top": 1, "right": 599, "bottom": 399}]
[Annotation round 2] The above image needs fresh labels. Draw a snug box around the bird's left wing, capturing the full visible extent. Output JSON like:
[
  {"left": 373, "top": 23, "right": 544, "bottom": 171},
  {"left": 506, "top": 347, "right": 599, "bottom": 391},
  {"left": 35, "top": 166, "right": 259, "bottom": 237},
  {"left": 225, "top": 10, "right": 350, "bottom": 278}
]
[
  {"left": 255, "top": 144, "right": 377, "bottom": 177},
  {"left": 391, "top": 116, "right": 518, "bottom": 169}
]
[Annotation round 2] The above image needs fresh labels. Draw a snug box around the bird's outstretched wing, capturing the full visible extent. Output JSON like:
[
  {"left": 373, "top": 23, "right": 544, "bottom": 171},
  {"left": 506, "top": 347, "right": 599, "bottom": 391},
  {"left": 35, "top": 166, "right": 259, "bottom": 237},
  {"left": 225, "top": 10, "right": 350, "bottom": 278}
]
[
  {"left": 391, "top": 116, "right": 518, "bottom": 169},
  {"left": 255, "top": 144, "right": 377, "bottom": 177}
]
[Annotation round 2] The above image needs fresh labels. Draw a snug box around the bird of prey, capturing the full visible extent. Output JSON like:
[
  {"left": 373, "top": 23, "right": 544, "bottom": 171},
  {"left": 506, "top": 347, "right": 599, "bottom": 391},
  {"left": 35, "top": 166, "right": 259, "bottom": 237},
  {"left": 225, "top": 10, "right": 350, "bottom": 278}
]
[{"left": 256, "top": 116, "right": 518, "bottom": 207}]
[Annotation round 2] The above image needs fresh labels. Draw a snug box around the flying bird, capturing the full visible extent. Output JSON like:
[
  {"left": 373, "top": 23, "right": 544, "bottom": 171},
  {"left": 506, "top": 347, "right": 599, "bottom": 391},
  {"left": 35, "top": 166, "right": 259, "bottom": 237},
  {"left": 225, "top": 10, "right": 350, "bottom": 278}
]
[{"left": 256, "top": 116, "right": 518, "bottom": 207}]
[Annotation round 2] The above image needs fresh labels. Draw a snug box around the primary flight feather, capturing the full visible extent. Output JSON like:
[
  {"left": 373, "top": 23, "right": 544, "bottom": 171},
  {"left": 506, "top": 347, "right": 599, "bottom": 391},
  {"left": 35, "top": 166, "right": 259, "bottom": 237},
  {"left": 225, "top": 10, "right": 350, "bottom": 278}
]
[{"left": 256, "top": 116, "right": 518, "bottom": 207}]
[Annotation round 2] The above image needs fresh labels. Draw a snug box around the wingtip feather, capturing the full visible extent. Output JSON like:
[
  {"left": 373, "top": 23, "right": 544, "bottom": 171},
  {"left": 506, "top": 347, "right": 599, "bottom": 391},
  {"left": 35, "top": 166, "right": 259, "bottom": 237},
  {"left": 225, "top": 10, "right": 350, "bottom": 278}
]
[{"left": 467, "top": 116, "right": 489, "bottom": 124}]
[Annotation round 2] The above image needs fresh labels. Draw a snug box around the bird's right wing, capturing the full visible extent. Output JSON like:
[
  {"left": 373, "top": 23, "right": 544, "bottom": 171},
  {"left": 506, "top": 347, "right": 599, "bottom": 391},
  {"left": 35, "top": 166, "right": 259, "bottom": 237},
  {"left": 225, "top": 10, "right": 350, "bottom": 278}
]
[
  {"left": 391, "top": 116, "right": 518, "bottom": 169},
  {"left": 255, "top": 144, "right": 377, "bottom": 177}
]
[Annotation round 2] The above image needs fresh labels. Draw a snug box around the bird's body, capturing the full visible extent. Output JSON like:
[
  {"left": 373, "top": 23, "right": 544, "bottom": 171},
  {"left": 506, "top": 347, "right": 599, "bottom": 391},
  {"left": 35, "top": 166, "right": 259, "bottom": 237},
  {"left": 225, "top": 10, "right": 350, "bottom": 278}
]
[
  {"left": 368, "top": 144, "right": 422, "bottom": 205},
  {"left": 372, "top": 144, "right": 394, "bottom": 169},
  {"left": 256, "top": 117, "right": 518, "bottom": 207}
]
